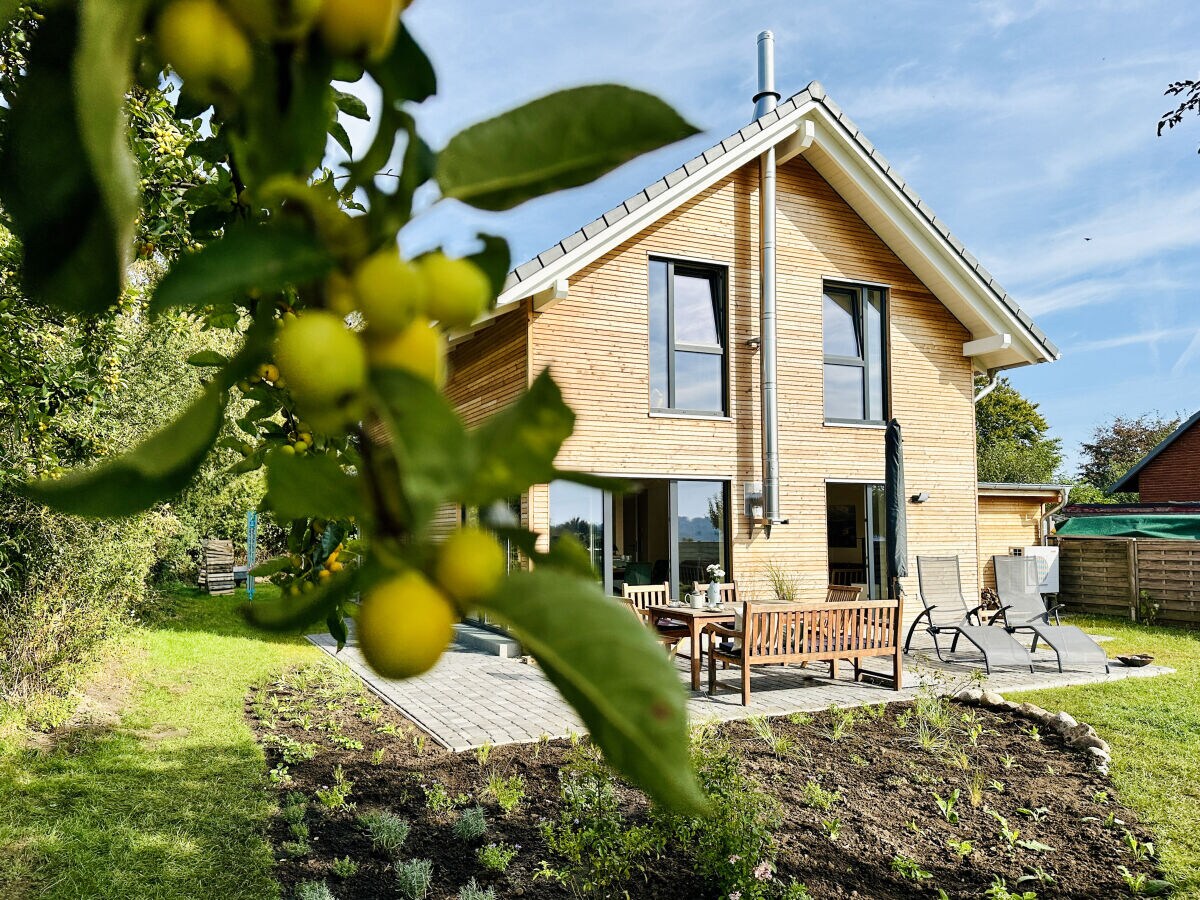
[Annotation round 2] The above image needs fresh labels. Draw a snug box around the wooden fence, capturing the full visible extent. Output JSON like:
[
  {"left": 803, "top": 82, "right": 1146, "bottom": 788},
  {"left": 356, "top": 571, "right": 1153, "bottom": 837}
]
[{"left": 1054, "top": 536, "right": 1200, "bottom": 628}]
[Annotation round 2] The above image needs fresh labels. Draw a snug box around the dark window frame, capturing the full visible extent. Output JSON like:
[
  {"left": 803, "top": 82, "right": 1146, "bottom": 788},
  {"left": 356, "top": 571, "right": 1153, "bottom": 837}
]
[
  {"left": 822, "top": 281, "right": 889, "bottom": 424},
  {"left": 649, "top": 257, "right": 729, "bottom": 416}
]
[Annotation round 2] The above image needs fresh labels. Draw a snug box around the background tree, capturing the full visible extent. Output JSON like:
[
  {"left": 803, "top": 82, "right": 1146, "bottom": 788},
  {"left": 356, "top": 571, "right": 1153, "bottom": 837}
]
[
  {"left": 1159, "top": 78, "right": 1200, "bottom": 152},
  {"left": 974, "top": 376, "right": 1063, "bottom": 483},
  {"left": 1076, "top": 413, "right": 1181, "bottom": 501}
]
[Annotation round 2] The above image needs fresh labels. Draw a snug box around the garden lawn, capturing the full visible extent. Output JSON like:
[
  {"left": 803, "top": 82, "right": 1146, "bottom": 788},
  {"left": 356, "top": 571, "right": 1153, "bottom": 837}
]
[
  {"left": 1012, "top": 614, "right": 1200, "bottom": 898},
  {"left": 0, "top": 586, "right": 321, "bottom": 900}
]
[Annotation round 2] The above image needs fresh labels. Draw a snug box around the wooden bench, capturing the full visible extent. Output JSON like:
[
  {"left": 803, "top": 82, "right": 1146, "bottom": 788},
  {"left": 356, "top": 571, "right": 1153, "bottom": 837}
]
[{"left": 704, "top": 599, "right": 904, "bottom": 705}]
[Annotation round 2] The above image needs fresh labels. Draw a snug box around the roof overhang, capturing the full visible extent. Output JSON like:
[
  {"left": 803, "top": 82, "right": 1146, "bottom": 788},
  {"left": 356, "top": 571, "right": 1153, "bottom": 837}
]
[
  {"left": 978, "top": 483, "right": 1070, "bottom": 502},
  {"left": 474, "top": 82, "right": 1057, "bottom": 370}
]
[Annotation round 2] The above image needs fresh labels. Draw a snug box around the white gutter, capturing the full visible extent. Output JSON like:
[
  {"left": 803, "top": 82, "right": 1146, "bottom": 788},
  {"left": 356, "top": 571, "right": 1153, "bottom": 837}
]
[
  {"left": 1042, "top": 485, "right": 1071, "bottom": 543},
  {"left": 756, "top": 30, "right": 784, "bottom": 527},
  {"left": 973, "top": 369, "right": 1000, "bottom": 404}
]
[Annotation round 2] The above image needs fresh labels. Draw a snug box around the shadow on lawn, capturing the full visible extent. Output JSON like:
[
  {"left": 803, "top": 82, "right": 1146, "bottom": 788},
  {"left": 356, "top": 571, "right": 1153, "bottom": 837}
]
[
  {"left": 2, "top": 727, "right": 279, "bottom": 900},
  {"left": 148, "top": 584, "right": 328, "bottom": 646}
]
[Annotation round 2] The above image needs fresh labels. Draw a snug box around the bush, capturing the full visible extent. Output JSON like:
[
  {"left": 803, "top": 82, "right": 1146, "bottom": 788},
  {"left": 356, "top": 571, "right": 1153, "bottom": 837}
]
[
  {"left": 457, "top": 878, "right": 496, "bottom": 900},
  {"left": 395, "top": 858, "right": 433, "bottom": 900},
  {"left": 294, "top": 881, "right": 335, "bottom": 900},
  {"left": 359, "top": 810, "right": 409, "bottom": 856},
  {"left": 453, "top": 806, "right": 487, "bottom": 842}
]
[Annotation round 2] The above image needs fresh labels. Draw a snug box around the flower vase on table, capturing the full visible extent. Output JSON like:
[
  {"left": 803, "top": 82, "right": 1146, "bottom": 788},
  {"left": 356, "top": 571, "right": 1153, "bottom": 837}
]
[{"left": 705, "top": 564, "right": 725, "bottom": 606}]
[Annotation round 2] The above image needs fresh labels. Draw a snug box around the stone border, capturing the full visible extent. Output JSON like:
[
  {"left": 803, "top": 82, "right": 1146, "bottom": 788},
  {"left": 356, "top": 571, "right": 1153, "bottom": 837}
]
[{"left": 956, "top": 687, "right": 1112, "bottom": 775}]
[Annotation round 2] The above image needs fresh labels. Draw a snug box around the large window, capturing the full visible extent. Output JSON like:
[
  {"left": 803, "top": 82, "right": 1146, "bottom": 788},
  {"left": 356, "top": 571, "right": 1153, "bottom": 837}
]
[
  {"left": 823, "top": 283, "right": 887, "bottom": 423},
  {"left": 548, "top": 481, "right": 605, "bottom": 576},
  {"left": 649, "top": 258, "right": 727, "bottom": 415}
]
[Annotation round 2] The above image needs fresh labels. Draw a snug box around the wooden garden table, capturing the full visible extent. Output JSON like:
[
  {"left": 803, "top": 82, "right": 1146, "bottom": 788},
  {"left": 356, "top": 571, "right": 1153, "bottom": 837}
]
[{"left": 645, "top": 603, "right": 735, "bottom": 690}]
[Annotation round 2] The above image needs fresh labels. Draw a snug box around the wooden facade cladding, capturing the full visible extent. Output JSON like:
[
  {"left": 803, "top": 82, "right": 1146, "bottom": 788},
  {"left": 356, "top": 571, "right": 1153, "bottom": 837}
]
[
  {"left": 431, "top": 304, "right": 532, "bottom": 539},
  {"left": 526, "top": 154, "right": 980, "bottom": 616},
  {"left": 977, "top": 495, "right": 1047, "bottom": 589}
]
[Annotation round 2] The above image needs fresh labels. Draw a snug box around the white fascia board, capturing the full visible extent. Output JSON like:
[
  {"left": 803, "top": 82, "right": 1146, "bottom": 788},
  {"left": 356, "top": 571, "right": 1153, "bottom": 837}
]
[
  {"left": 493, "top": 103, "right": 819, "bottom": 311},
  {"left": 803, "top": 111, "right": 1050, "bottom": 367}
]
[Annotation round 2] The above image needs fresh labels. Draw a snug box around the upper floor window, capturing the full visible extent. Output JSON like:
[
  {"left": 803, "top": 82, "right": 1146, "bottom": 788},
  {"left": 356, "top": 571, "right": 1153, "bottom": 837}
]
[
  {"left": 823, "top": 282, "right": 887, "bottom": 422},
  {"left": 648, "top": 258, "right": 727, "bottom": 415}
]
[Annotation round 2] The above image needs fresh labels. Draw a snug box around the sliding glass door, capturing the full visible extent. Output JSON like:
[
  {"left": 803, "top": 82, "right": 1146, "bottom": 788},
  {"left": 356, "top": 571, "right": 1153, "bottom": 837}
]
[
  {"left": 826, "top": 482, "right": 887, "bottom": 600},
  {"left": 550, "top": 478, "right": 729, "bottom": 598}
]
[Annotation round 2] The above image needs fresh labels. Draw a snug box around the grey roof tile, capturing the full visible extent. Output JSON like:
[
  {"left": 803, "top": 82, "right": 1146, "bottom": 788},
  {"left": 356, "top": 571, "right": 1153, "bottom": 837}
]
[
  {"left": 624, "top": 191, "right": 649, "bottom": 213},
  {"left": 807, "top": 80, "right": 826, "bottom": 100},
  {"left": 644, "top": 180, "right": 669, "bottom": 200},
  {"left": 514, "top": 259, "right": 542, "bottom": 281},
  {"left": 602, "top": 204, "right": 628, "bottom": 227},
  {"left": 683, "top": 155, "right": 707, "bottom": 175},
  {"left": 722, "top": 132, "right": 745, "bottom": 152},
  {"left": 537, "top": 244, "right": 565, "bottom": 267},
  {"left": 581, "top": 217, "right": 607, "bottom": 239},
  {"left": 560, "top": 230, "right": 586, "bottom": 253},
  {"left": 664, "top": 166, "right": 688, "bottom": 187},
  {"left": 739, "top": 121, "right": 762, "bottom": 139},
  {"left": 702, "top": 145, "right": 726, "bottom": 164}
]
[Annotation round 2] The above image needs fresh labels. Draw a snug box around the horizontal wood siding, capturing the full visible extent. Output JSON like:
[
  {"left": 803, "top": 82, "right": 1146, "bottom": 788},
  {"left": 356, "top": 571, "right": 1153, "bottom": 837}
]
[
  {"left": 528, "top": 155, "right": 978, "bottom": 626},
  {"left": 433, "top": 306, "right": 531, "bottom": 539},
  {"left": 978, "top": 496, "right": 1045, "bottom": 589}
]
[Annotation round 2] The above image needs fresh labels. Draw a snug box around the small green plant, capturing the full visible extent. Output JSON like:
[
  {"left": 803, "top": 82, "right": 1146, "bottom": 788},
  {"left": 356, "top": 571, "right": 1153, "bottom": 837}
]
[
  {"left": 1017, "top": 839, "right": 1056, "bottom": 854},
  {"left": 267, "top": 734, "right": 320, "bottom": 764},
  {"left": 967, "top": 772, "right": 986, "bottom": 808},
  {"left": 1018, "top": 867, "right": 1055, "bottom": 887},
  {"left": 282, "top": 793, "right": 308, "bottom": 825},
  {"left": 376, "top": 722, "right": 403, "bottom": 736},
  {"left": 1138, "top": 589, "right": 1162, "bottom": 625},
  {"left": 827, "top": 705, "right": 855, "bottom": 741},
  {"left": 454, "top": 806, "right": 488, "bottom": 842},
  {"left": 984, "top": 876, "right": 1037, "bottom": 900},
  {"left": 989, "top": 810, "right": 1021, "bottom": 847},
  {"left": 330, "top": 855, "right": 359, "bottom": 879},
  {"left": 475, "top": 741, "right": 494, "bottom": 767},
  {"left": 395, "top": 858, "right": 434, "bottom": 900},
  {"left": 413, "top": 733, "right": 428, "bottom": 756},
  {"left": 316, "top": 765, "right": 355, "bottom": 811},
  {"left": 457, "top": 878, "right": 496, "bottom": 900},
  {"left": 424, "top": 781, "right": 454, "bottom": 813},
  {"left": 1121, "top": 866, "right": 1149, "bottom": 896},
  {"left": 485, "top": 772, "right": 526, "bottom": 815},
  {"left": 294, "top": 880, "right": 336, "bottom": 900},
  {"left": 787, "top": 711, "right": 813, "bottom": 726},
  {"left": 947, "top": 838, "right": 973, "bottom": 859},
  {"left": 764, "top": 560, "right": 798, "bottom": 601},
  {"left": 990, "top": 780, "right": 1006, "bottom": 793},
  {"left": 477, "top": 841, "right": 519, "bottom": 873},
  {"left": 371, "top": 748, "right": 386, "bottom": 765},
  {"left": 800, "top": 779, "right": 842, "bottom": 812},
  {"left": 748, "top": 715, "right": 794, "bottom": 756},
  {"left": 534, "top": 732, "right": 552, "bottom": 758},
  {"left": 270, "top": 765, "right": 294, "bottom": 787},
  {"left": 1123, "top": 830, "right": 1156, "bottom": 862},
  {"left": 1000, "top": 754, "right": 1017, "bottom": 769},
  {"left": 934, "top": 788, "right": 960, "bottom": 824},
  {"left": 329, "top": 734, "right": 364, "bottom": 751},
  {"left": 282, "top": 836, "right": 311, "bottom": 857},
  {"left": 359, "top": 810, "right": 410, "bottom": 856},
  {"left": 1026, "top": 724, "right": 1042, "bottom": 742},
  {"left": 290, "top": 821, "right": 310, "bottom": 842},
  {"left": 1018, "top": 806, "right": 1049, "bottom": 822},
  {"left": 890, "top": 855, "right": 932, "bottom": 882},
  {"left": 820, "top": 818, "right": 842, "bottom": 842}
]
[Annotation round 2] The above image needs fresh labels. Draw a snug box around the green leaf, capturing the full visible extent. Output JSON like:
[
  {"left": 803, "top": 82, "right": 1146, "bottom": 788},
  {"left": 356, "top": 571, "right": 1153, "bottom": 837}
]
[
  {"left": 22, "top": 385, "right": 227, "bottom": 517},
  {"left": 371, "top": 368, "right": 474, "bottom": 530},
  {"left": 327, "top": 611, "right": 349, "bottom": 651},
  {"left": 0, "top": 7, "right": 125, "bottom": 314},
  {"left": 245, "top": 568, "right": 362, "bottom": 633},
  {"left": 330, "top": 120, "right": 354, "bottom": 157},
  {"left": 187, "top": 350, "right": 230, "bottom": 368},
  {"left": 265, "top": 451, "right": 365, "bottom": 523},
  {"left": 250, "top": 557, "right": 293, "bottom": 578},
  {"left": 333, "top": 89, "right": 370, "bottom": 121},
  {"left": 466, "top": 369, "right": 573, "bottom": 505},
  {"left": 150, "top": 225, "right": 334, "bottom": 315},
  {"left": 478, "top": 570, "right": 706, "bottom": 814},
  {"left": 437, "top": 85, "right": 699, "bottom": 211},
  {"left": 466, "top": 234, "right": 511, "bottom": 300},
  {"left": 367, "top": 24, "right": 435, "bottom": 105}
]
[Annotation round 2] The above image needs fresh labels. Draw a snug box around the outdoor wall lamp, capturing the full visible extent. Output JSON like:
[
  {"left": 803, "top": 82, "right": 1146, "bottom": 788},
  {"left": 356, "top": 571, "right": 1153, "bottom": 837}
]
[
  {"left": 745, "top": 336, "right": 761, "bottom": 350},
  {"left": 910, "top": 492, "right": 930, "bottom": 504}
]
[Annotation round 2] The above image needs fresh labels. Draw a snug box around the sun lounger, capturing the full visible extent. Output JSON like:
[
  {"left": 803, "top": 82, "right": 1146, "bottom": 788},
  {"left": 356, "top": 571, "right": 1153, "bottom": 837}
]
[
  {"left": 992, "top": 555, "right": 1109, "bottom": 673},
  {"left": 906, "top": 556, "right": 1033, "bottom": 673}
]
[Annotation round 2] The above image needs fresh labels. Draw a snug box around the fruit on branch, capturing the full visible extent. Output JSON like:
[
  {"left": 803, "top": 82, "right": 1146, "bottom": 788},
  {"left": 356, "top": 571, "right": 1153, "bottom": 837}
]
[
  {"left": 435, "top": 527, "right": 506, "bottom": 601},
  {"left": 366, "top": 317, "right": 446, "bottom": 385},
  {"left": 228, "top": 0, "right": 323, "bottom": 41},
  {"left": 419, "top": 252, "right": 492, "bottom": 329},
  {"left": 155, "top": 0, "right": 253, "bottom": 97},
  {"left": 316, "top": 0, "right": 404, "bottom": 61},
  {"left": 273, "top": 311, "right": 368, "bottom": 431},
  {"left": 357, "top": 570, "right": 457, "bottom": 678},
  {"left": 352, "top": 247, "right": 428, "bottom": 336}
]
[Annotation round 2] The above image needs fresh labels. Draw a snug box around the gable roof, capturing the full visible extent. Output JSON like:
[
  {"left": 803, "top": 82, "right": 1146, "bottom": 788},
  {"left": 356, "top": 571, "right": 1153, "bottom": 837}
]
[
  {"left": 1109, "top": 410, "right": 1200, "bottom": 494},
  {"left": 485, "top": 80, "right": 1058, "bottom": 371}
]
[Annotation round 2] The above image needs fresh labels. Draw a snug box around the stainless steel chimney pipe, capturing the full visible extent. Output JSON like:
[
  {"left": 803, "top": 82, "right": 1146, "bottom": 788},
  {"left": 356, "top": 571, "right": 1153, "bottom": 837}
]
[{"left": 755, "top": 31, "right": 782, "bottom": 526}]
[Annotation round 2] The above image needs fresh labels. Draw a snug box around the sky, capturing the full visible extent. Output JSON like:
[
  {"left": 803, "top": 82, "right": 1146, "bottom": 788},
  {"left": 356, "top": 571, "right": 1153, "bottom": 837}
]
[{"left": 356, "top": 0, "right": 1200, "bottom": 475}]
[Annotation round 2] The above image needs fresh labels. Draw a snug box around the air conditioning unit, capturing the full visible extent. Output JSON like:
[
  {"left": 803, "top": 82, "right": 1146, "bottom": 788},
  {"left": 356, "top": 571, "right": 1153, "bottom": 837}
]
[{"left": 1021, "top": 545, "right": 1059, "bottom": 594}]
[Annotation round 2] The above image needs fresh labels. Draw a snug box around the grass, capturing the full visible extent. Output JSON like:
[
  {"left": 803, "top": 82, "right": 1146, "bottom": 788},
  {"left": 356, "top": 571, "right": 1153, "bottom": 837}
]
[
  {"left": 1011, "top": 613, "right": 1200, "bottom": 898},
  {"left": 0, "top": 584, "right": 322, "bottom": 899}
]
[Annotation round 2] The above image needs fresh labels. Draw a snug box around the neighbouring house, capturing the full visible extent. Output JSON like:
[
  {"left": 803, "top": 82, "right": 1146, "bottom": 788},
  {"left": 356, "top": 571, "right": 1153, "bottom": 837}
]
[
  {"left": 1108, "top": 410, "right": 1200, "bottom": 502},
  {"left": 977, "top": 483, "right": 1070, "bottom": 589},
  {"left": 439, "top": 55, "right": 1058, "bottom": 628}
]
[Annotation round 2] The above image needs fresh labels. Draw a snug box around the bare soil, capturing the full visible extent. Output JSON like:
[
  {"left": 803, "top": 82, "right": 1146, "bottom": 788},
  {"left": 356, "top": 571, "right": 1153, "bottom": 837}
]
[{"left": 250, "top": 674, "right": 1161, "bottom": 899}]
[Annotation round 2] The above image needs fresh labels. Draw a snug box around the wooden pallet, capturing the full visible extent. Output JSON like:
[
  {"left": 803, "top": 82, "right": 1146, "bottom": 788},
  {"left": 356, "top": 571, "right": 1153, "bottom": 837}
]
[{"left": 200, "top": 539, "right": 236, "bottom": 595}]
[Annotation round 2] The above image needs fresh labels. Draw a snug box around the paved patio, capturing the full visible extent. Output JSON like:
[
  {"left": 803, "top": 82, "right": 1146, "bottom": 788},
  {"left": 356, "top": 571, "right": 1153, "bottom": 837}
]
[{"left": 309, "top": 626, "right": 1174, "bottom": 752}]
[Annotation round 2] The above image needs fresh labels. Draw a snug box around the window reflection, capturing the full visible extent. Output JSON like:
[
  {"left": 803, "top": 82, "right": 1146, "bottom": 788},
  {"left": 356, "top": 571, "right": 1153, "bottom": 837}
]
[
  {"left": 548, "top": 481, "right": 604, "bottom": 576},
  {"left": 676, "top": 481, "right": 726, "bottom": 594},
  {"left": 824, "top": 364, "right": 865, "bottom": 420}
]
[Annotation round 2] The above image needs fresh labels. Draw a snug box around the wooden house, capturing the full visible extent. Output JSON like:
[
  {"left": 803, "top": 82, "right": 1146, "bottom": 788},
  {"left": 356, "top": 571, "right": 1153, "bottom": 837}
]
[{"left": 439, "top": 58, "right": 1058, "bottom": 625}]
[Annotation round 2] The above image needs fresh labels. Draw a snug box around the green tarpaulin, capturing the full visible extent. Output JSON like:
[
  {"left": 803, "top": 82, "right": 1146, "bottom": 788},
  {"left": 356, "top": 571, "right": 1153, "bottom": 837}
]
[{"left": 1057, "top": 515, "right": 1200, "bottom": 540}]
